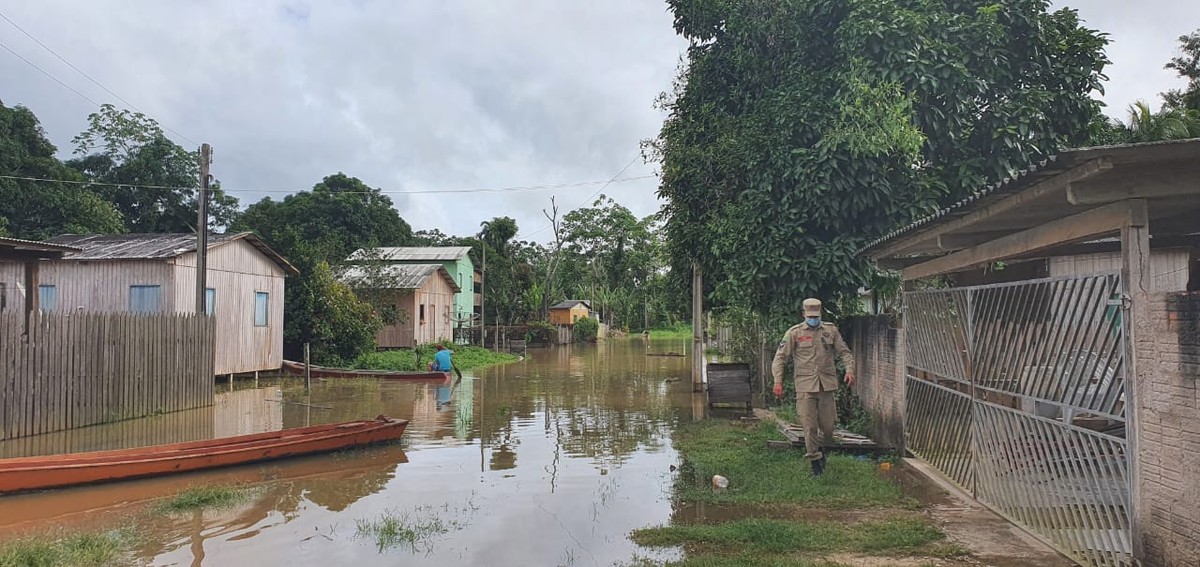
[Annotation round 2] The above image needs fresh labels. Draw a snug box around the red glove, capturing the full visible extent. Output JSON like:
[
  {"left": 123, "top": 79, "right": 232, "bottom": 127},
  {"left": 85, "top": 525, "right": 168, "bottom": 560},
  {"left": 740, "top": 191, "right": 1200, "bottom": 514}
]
[{"left": 772, "top": 382, "right": 784, "bottom": 398}]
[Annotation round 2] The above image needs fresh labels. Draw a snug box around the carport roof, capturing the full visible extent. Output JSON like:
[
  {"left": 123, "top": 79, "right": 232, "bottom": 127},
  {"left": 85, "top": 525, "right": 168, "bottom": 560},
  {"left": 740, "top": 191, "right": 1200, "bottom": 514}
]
[{"left": 860, "top": 138, "right": 1200, "bottom": 280}]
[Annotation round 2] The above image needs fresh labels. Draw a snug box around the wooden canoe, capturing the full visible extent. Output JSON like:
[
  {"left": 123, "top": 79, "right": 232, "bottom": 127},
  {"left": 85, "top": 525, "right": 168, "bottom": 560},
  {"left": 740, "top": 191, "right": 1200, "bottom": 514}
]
[
  {"left": 0, "top": 416, "right": 408, "bottom": 493},
  {"left": 281, "top": 360, "right": 450, "bottom": 381}
]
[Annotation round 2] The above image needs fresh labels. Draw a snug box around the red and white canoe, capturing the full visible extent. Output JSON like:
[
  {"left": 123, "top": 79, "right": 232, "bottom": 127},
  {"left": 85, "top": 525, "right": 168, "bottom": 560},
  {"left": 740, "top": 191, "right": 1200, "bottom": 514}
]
[{"left": 0, "top": 416, "right": 408, "bottom": 493}]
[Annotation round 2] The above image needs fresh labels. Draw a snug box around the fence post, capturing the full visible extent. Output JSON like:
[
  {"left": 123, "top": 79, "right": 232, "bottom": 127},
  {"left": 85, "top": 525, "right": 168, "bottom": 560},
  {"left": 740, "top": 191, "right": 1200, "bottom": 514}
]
[{"left": 303, "top": 342, "right": 312, "bottom": 394}]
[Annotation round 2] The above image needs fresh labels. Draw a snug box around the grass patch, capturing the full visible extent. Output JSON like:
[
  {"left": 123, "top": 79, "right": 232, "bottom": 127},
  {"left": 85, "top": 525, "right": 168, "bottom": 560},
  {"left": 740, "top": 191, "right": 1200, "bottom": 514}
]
[
  {"left": 649, "top": 323, "right": 694, "bottom": 339},
  {"left": 632, "top": 518, "right": 942, "bottom": 555},
  {"left": 355, "top": 508, "right": 452, "bottom": 553},
  {"left": 671, "top": 421, "right": 910, "bottom": 509},
  {"left": 156, "top": 485, "right": 255, "bottom": 513},
  {"left": 621, "top": 556, "right": 845, "bottom": 567},
  {"left": 0, "top": 529, "right": 134, "bottom": 567},
  {"left": 354, "top": 345, "right": 517, "bottom": 372}
]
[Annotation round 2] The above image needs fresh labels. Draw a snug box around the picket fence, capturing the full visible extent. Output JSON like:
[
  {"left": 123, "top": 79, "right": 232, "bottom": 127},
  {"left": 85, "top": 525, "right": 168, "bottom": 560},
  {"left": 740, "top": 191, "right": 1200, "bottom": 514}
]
[{"left": 0, "top": 312, "right": 215, "bottom": 440}]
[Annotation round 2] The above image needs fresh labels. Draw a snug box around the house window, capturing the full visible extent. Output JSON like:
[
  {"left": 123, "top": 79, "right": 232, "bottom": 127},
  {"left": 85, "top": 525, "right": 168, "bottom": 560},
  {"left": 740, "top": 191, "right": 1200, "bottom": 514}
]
[
  {"left": 419, "top": 303, "right": 426, "bottom": 324},
  {"left": 205, "top": 288, "right": 216, "bottom": 316},
  {"left": 254, "top": 291, "right": 269, "bottom": 326},
  {"left": 129, "top": 285, "right": 162, "bottom": 313},
  {"left": 38, "top": 285, "right": 57, "bottom": 312}
]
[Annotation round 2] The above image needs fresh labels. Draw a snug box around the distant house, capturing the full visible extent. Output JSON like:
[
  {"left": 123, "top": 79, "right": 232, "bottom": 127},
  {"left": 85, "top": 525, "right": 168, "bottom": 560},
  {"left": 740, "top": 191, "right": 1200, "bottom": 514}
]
[
  {"left": 340, "top": 263, "right": 460, "bottom": 348},
  {"left": 348, "top": 247, "right": 478, "bottom": 327},
  {"left": 0, "top": 233, "right": 297, "bottom": 375},
  {"left": 548, "top": 300, "right": 592, "bottom": 326}
]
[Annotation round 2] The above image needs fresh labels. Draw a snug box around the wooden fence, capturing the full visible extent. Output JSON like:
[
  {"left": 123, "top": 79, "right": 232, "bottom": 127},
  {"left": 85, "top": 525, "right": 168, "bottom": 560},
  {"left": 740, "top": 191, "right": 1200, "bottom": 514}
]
[{"left": 0, "top": 312, "right": 215, "bottom": 440}]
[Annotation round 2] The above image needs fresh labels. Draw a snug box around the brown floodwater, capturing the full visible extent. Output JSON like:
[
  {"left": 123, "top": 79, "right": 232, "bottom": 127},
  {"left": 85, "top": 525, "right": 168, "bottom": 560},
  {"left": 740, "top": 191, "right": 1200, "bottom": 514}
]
[{"left": 0, "top": 338, "right": 707, "bottom": 566}]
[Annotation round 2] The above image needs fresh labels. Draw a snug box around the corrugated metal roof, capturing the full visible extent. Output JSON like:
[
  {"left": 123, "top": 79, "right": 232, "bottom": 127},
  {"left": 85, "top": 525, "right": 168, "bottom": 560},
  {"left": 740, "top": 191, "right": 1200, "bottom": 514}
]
[
  {"left": 46, "top": 232, "right": 299, "bottom": 275},
  {"left": 549, "top": 300, "right": 591, "bottom": 310},
  {"left": 347, "top": 246, "right": 472, "bottom": 262},
  {"left": 338, "top": 263, "right": 461, "bottom": 291},
  {"left": 859, "top": 138, "right": 1200, "bottom": 256},
  {"left": 0, "top": 236, "right": 80, "bottom": 254}
]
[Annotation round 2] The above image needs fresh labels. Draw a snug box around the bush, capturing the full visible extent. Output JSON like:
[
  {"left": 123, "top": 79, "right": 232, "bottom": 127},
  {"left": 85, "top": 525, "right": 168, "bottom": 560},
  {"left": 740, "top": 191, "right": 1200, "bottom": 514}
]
[
  {"left": 524, "top": 321, "right": 555, "bottom": 344},
  {"left": 572, "top": 317, "right": 599, "bottom": 343}
]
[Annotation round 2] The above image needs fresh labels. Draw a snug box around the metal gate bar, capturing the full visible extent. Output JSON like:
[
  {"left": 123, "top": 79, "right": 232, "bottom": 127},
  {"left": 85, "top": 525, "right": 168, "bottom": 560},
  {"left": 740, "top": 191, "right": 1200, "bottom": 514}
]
[{"left": 905, "top": 273, "right": 1131, "bottom": 567}]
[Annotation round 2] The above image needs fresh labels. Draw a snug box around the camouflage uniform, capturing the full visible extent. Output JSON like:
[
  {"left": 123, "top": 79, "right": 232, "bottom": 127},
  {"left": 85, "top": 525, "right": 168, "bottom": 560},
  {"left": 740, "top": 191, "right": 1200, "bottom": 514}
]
[{"left": 771, "top": 302, "right": 854, "bottom": 463}]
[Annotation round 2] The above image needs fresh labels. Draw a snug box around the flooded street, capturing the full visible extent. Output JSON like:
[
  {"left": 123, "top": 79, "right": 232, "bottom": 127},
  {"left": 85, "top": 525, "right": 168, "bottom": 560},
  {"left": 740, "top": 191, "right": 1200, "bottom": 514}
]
[{"left": 0, "top": 339, "right": 702, "bottom": 566}]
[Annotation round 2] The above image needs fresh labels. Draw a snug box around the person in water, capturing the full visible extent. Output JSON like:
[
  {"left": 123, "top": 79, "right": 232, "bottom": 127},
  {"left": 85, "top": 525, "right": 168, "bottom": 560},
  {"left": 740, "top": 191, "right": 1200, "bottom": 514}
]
[{"left": 429, "top": 344, "right": 453, "bottom": 373}]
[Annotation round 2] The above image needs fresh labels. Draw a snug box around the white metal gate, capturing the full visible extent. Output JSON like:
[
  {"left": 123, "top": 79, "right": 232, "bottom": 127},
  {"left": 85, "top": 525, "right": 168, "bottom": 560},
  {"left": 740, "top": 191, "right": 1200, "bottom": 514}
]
[{"left": 905, "top": 273, "right": 1131, "bottom": 566}]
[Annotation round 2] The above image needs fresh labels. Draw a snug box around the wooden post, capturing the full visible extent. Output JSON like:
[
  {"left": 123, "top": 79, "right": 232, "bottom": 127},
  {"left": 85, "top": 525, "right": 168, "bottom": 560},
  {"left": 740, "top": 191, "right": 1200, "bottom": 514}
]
[
  {"left": 692, "top": 261, "right": 704, "bottom": 392},
  {"left": 303, "top": 342, "right": 312, "bottom": 394},
  {"left": 1120, "top": 199, "right": 1149, "bottom": 561},
  {"left": 22, "top": 259, "right": 38, "bottom": 334},
  {"left": 196, "top": 143, "right": 211, "bottom": 315}
]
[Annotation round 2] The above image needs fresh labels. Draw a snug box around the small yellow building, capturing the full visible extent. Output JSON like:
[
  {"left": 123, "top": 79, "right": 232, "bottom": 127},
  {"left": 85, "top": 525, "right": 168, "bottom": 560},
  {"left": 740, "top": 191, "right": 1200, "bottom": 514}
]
[{"left": 548, "top": 300, "right": 591, "bottom": 326}]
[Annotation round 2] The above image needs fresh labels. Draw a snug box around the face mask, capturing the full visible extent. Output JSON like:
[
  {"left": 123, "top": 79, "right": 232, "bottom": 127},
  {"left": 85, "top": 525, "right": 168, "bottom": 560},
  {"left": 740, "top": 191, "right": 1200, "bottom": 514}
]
[{"left": 805, "top": 317, "right": 821, "bottom": 328}]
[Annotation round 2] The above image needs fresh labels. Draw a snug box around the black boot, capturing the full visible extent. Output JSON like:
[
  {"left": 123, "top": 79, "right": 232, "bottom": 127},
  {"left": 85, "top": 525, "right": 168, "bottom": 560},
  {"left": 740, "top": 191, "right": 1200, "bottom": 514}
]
[{"left": 811, "top": 455, "right": 825, "bottom": 476}]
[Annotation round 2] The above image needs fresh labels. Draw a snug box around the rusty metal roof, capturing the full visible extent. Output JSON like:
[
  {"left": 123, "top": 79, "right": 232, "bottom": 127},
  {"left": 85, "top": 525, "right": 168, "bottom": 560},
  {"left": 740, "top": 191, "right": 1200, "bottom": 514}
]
[
  {"left": 338, "top": 263, "right": 461, "bottom": 292},
  {"left": 347, "top": 246, "right": 472, "bottom": 262},
  {"left": 0, "top": 236, "right": 80, "bottom": 255},
  {"left": 47, "top": 232, "right": 299, "bottom": 275}
]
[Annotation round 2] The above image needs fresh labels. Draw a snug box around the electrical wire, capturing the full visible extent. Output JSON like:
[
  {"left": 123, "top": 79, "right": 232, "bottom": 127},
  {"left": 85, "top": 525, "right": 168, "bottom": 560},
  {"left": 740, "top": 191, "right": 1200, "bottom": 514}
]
[
  {"left": 517, "top": 155, "right": 646, "bottom": 240},
  {"left": 0, "top": 173, "right": 656, "bottom": 196},
  {"left": 0, "top": 38, "right": 101, "bottom": 107},
  {"left": 0, "top": 9, "right": 201, "bottom": 147}
]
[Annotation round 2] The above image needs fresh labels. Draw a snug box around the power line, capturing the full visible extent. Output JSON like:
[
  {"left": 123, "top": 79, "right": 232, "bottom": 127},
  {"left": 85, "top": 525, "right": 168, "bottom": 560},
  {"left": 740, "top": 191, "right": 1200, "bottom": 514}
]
[
  {"left": 0, "top": 173, "right": 656, "bottom": 196},
  {"left": 0, "top": 38, "right": 100, "bottom": 107},
  {"left": 0, "top": 9, "right": 201, "bottom": 148},
  {"left": 518, "top": 156, "right": 645, "bottom": 240}
]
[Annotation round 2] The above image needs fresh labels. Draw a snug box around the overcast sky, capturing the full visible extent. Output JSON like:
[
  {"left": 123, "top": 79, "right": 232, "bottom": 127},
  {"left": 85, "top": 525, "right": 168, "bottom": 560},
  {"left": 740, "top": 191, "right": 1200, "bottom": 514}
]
[{"left": 1, "top": 1, "right": 1196, "bottom": 243}]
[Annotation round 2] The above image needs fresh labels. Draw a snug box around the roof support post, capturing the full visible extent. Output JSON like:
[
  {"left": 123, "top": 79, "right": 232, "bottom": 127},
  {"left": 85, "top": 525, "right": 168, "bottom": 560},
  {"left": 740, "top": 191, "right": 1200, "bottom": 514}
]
[{"left": 1120, "top": 198, "right": 1149, "bottom": 562}]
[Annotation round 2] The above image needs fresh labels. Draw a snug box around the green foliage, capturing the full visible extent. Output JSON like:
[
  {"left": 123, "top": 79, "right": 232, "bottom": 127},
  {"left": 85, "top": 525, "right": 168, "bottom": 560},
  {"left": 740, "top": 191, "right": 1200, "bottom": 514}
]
[
  {"left": 232, "top": 173, "right": 412, "bottom": 361},
  {"left": 652, "top": 0, "right": 1110, "bottom": 318},
  {"left": 631, "top": 517, "right": 944, "bottom": 554},
  {"left": 649, "top": 322, "right": 693, "bottom": 339},
  {"left": 0, "top": 102, "right": 123, "bottom": 239},
  {"left": 524, "top": 321, "right": 556, "bottom": 344},
  {"left": 0, "top": 529, "right": 134, "bottom": 567},
  {"left": 66, "top": 104, "right": 238, "bottom": 232},
  {"left": 156, "top": 485, "right": 255, "bottom": 513},
  {"left": 573, "top": 317, "right": 600, "bottom": 343},
  {"left": 354, "top": 345, "right": 517, "bottom": 372},
  {"left": 1163, "top": 30, "right": 1200, "bottom": 112},
  {"left": 671, "top": 421, "right": 908, "bottom": 508}
]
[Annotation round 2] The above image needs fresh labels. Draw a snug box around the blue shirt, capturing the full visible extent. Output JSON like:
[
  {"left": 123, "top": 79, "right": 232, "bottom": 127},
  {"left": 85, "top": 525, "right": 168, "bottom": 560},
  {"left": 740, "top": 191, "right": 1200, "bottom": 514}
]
[{"left": 433, "top": 349, "right": 453, "bottom": 371}]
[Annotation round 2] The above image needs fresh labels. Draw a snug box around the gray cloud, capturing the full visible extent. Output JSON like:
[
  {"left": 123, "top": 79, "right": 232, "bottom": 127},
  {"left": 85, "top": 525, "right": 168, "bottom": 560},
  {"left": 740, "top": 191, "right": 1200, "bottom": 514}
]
[{"left": 2, "top": 1, "right": 1194, "bottom": 244}]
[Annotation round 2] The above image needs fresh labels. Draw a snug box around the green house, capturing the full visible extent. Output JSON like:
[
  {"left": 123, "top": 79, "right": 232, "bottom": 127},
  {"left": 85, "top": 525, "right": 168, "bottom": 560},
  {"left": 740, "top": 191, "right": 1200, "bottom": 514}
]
[{"left": 348, "top": 246, "right": 477, "bottom": 326}]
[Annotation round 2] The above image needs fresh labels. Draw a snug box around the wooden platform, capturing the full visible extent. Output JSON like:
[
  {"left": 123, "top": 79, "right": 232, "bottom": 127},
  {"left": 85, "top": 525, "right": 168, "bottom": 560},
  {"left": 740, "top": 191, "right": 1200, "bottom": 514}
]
[{"left": 754, "top": 408, "right": 889, "bottom": 453}]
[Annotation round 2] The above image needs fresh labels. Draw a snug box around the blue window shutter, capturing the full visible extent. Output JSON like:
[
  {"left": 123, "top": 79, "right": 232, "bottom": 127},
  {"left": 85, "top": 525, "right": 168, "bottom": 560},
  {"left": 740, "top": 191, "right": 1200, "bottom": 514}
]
[
  {"left": 254, "top": 291, "right": 269, "bottom": 326},
  {"left": 129, "top": 285, "right": 161, "bottom": 313}
]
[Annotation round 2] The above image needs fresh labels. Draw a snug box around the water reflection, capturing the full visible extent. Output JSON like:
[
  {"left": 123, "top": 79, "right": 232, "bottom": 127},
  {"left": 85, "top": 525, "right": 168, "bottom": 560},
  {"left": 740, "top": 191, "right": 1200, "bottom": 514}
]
[{"left": 0, "top": 338, "right": 700, "bottom": 566}]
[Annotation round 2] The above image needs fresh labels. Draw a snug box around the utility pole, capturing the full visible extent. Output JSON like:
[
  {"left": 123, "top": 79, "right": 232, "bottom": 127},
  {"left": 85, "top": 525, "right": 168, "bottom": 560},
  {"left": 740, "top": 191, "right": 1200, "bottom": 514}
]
[
  {"left": 196, "top": 143, "right": 211, "bottom": 315},
  {"left": 692, "top": 261, "right": 704, "bottom": 392}
]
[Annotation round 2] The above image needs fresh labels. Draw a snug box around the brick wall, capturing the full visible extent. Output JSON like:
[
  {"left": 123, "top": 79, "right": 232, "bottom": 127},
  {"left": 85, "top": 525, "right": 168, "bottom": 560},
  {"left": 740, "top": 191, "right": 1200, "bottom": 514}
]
[
  {"left": 1136, "top": 292, "right": 1200, "bottom": 566},
  {"left": 848, "top": 315, "right": 905, "bottom": 450}
]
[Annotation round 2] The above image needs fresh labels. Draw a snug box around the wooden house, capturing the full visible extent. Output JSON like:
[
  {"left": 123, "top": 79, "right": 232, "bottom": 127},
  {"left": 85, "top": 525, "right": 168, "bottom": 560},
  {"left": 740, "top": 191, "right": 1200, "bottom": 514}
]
[
  {"left": 347, "top": 247, "right": 477, "bottom": 327},
  {"left": 548, "top": 300, "right": 592, "bottom": 326},
  {"left": 0, "top": 233, "right": 296, "bottom": 375},
  {"left": 339, "top": 263, "right": 460, "bottom": 348}
]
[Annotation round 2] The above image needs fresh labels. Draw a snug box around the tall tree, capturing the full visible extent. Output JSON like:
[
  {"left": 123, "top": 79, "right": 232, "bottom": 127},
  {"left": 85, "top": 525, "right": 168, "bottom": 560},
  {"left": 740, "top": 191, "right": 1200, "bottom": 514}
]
[
  {"left": 651, "top": 0, "right": 1109, "bottom": 319},
  {"left": 67, "top": 104, "right": 238, "bottom": 232},
  {"left": 0, "top": 101, "right": 123, "bottom": 239},
  {"left": 232, "top": 173, "right": 414, "bottom": 362},
  {"left": 1163, "top": 30, "right": 1200, "bottom": 112}
]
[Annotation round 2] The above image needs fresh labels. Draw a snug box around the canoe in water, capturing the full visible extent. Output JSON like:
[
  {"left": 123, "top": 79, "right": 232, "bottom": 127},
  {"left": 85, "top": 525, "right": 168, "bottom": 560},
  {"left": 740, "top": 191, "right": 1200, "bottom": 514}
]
[
  {"left": 281, "top": 360, "right": 450, "bottom": 381},
  {"left": 0, "top": 416, "right": 408, "bottom": 493}
]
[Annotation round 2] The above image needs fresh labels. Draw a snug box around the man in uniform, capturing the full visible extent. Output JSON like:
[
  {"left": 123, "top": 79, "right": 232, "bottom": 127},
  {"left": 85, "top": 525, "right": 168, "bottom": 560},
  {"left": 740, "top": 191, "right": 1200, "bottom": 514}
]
[{"left": 771, "top": 298, "right": 855, "bottom": 476}]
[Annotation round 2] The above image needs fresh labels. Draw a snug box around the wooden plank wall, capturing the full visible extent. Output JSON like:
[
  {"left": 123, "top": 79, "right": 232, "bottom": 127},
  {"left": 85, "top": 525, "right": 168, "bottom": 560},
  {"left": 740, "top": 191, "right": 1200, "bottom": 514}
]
[{"left": 0, "top": 312, "right": 215, "bottom": 440}]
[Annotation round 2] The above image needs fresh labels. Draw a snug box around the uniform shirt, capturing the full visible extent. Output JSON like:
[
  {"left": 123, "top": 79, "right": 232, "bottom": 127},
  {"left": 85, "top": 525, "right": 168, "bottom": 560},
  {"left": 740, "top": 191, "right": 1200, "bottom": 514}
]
[
  {"left": 771, "top": 322, "right": 854, "bottom": 393},
  {"left": 433, "top": 349, "right": 453, "bottom": 371}
]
